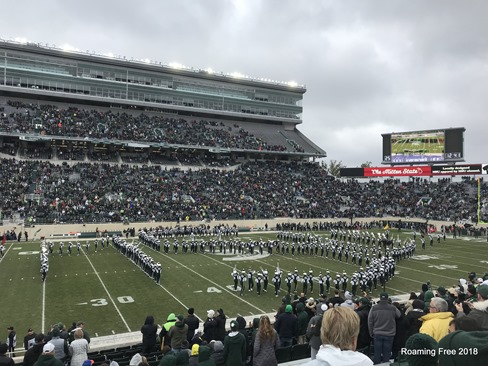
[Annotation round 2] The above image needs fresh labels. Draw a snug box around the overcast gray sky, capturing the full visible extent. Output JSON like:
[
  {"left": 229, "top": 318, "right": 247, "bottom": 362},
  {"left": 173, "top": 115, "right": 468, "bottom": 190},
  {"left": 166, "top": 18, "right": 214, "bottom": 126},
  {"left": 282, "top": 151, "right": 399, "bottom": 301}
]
[{"left": 1, "top": 0, "right": 486, "bottom": 167}]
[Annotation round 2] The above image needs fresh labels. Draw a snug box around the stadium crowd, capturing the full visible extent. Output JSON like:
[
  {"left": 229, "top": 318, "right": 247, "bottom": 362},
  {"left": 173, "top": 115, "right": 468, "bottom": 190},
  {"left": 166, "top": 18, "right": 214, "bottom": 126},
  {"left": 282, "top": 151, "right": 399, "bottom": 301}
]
[
  {"left": 0, "top": 101, "right": 289, "bottom": 152},
  {"left": 0, "top": 158, "right": 484, "bottom": 226}
]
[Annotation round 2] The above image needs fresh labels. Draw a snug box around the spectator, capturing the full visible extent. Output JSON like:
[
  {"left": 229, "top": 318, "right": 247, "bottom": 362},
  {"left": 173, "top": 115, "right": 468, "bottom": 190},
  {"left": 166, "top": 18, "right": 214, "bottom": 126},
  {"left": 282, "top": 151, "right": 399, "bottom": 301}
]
[
  {"left": 418, "top": 284, "right": 429, "bottom": 302},
  {"left": 438, "top": 330, "right": 488, "bottom": 366},
  {"left": 175, "top": 350, "right": 190, "bottom": 365},
  {"left": 404, "top": 292, "right": 418, "bottom": 315},
  {"left": 141, "top": 315, "right": 158, "bottom": 354},
  {"left": 197, "top": 345, "right": 215, "bottom": 366},
  {"left": 203, "top": 310, "right": 217, "bottom": 343},
  {"left": 169, "top": 315, "right": 189, "bottom": 353},
  {"left": 0, "top": 343, "right": 14, "bottom": 366},
  {"left": 160, "top": 313, "right": 177, "bottom": 349},
  {"left": 24, "top": 328, "right": 37, "bottom": 350},
  {"left": 158, "top": 354, "right": 177, "bottom": 366},
  {"left": 188, "top": 344, "right": 199, "bottom": 366},
  {"left": 403, "top": 333, "right": 438, "bottom": 366},
  {"left": 368, "top": 292, "right": 400, "bottom": 364},
  {"left": 209, "top": 340, "right": 225, "bottom": 366},
  {"left": 6, "top": 327, "right": 16, "bottom": 357},
  {"left": 274, "top": 304, "right": 297, "bottom": 347},
  {"left": 34, "top": 343, "right": 63, "bottom": 366},
  {"left": 405, "top": 299, "right": 425, "bottom": 338},
  {"left": 329, "top": 290, "right": 345, "bottom": 308},
  {"left": 419, "top": 297, "right": 454, "bottom": 341},
  {"left": 223, "top": 320, "right": 246, "bottom": 366},
  {"left": 448, "top": 317, "right": 481, "bottom": 333},
  {"left": 69, "top": 329, "right": 89, "bottom": 366},
  {"left": 23, "top": 333, "right": 45, "bottom": 366},
  {"left": 183, "top": 308, "right": 200, "bottom": 343},
  {"left": 303, "top": 307, "right": 373, "bottom": 366},
  {"left": 296, "top": 302, "right": 309, "bottom": 344},
  {"left": 252, "top": 315, "right": 279, "bottom": 366},
  {"left": 392, "top": 302, "right": 408, "bottom": 361},
  {"left": 455, "top": 284, "right": 488, "bottom": 330},
  {"left": 214, "top": 309, "right": 226, "bottom": 342},
  {"left": 47, "top": 327, "right": 69, "bottom": 362},
  {"left": 355, "top": 297, "right": 372, "bottom": 351},
  {"left": 307, "top": 303, "right": 328, "bottom": 360}
]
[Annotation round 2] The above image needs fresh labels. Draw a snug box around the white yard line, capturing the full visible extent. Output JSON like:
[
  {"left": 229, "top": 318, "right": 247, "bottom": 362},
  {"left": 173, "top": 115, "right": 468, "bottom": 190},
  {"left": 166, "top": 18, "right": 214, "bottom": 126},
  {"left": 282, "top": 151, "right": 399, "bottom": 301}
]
[
  {"left": 42, "top": 279, "right": 46, "bottom": 333},
  {"left": 82, "top": 251, "right": 132, "bottom": 332}
]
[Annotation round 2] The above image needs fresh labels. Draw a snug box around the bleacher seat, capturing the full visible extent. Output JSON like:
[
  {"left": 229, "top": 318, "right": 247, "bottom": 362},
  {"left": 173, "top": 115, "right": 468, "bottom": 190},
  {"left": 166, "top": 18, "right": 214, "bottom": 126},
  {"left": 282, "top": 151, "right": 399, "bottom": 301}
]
[
  {"left": 275, "top": 346, "right": 292, "bottom": 363},
  {"left": 291, "top": 343, "right": 311, "bottom": 360}
]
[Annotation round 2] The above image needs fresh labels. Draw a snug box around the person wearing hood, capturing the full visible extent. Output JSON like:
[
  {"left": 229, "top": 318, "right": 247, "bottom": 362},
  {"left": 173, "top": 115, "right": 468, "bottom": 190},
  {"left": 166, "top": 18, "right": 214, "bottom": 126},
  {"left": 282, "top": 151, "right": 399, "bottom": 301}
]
[
  {"left": 188, "top": 344, "right": 199, "bottom": 366},
  {"left": 175, "top": 350, "right": 189, "bottom": 366},
  {"left": 214, "top": 309, "right": 226, "bottom": 342},
  {"left": 419, "top": 297, "right": 454, "bottom": 342},
  {"left": 455, "top": 284, "right": 488, "bottom": 330},
  {"left": 252, "top": 315, "right": 279, "bottom": 366},
  {"left": 223, "top": 320, "right": 246, "bottom": 366},
  {"left": 169, "top": 315, "right": 189, "bottom": 353},
  {"left": 296, "top": 302, "right": 309, "bottom": 344},
  {"left": 418, "top": 283, "right": 429, "bottom": 301},
  {"left": 405, "top": 299, "right": 425, "bottom": 339},
  {"left": 141, "top": 315, "right": 158, "bottom": 354},
  {"left": 303, "top": 307, "right": 373, "bottom": 366},
  {"left": 209, "top": 341, "right": 225, "bottom": 366},
  {"left": 160, "top": 313, "right": 177, "bottom": 349},
  {"left": 307, "top": 303, "right": 328, "bottom": 360},
  {"left": 33, "top": 343, "right": 64, "bottom": 366},
  {"left": 197, "top": 345, "right": 215, "bottom": 366}
]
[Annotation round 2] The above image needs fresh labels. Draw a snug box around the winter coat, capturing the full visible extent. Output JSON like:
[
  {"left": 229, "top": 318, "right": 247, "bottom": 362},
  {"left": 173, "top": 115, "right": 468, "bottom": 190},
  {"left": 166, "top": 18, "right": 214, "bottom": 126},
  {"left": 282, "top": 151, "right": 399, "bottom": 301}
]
[
  {"left": 23, "top": 343, "right": 44, "bottom": 366},
  {"left": 306, "top": 304, "right": 326, "bottom": 351},
  {"left": 69, "top": 338, "right": 89, "bottom": 366},
  {"left": 203, "top": 317, "right": 217, "bottom": 342},
  {"left": 252, "top": 329, "right": 279, "bottom": 366},
  {"left": 0, "top": 355, "right": 14, "bottom": 366},
  {"left": 355, "top": 305, "right": 372, "bottom": 349},
  {"left": 419, "top": 311, "right": 454, "bottom": 341},
  {"left": 296, "top": 303, "right": 309, "bottom": 336},
  {"left": 141, "top": 323, "right": 158, "bottom": 352},
  {"left": 214, "top": 313, "right": 226, "bottom": 342},
  {"left": 368, "top": 300, "right": 401, "bottom": 337},
  {"left": 33, "top": 354, "right": 64, "bottom": 366},
  {"left": 274, "top": 312, "right": 297, "bottom": 339},
  {"left": 209, "top": 340, "right": 225, "bottom": 366},
  {"left": 405, "top": 309, "right": 425, "bottom": 338},
  {"left": 184, "top": 314, "right": 200, "bottom": 342},
  {"left": 198, "top": 345, "right": 216, "bottom": 366},
  {"left": 168, "top": 321, "right": 188, "bottom": 349},
  {"left": 223, "top": 331, "right": 246, "bottom": 366}
]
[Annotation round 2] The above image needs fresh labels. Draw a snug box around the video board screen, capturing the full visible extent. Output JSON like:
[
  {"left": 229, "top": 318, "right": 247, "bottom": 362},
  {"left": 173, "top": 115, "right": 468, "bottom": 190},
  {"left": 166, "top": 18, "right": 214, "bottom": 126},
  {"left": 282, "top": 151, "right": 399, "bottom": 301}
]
[{"left": 382, "top": 128, "right": 465, "bottom": 164}]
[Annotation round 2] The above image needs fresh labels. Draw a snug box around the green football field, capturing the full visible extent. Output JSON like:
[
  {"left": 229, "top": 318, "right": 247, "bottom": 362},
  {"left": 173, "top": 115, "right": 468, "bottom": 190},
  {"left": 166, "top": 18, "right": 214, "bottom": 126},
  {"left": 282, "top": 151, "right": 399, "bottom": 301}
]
[
  {"left": 1, "top": 230, "right": 487, "bottom": 339},
  {"left": 391, "top": 138, "right": 444, "bottom": 155}
]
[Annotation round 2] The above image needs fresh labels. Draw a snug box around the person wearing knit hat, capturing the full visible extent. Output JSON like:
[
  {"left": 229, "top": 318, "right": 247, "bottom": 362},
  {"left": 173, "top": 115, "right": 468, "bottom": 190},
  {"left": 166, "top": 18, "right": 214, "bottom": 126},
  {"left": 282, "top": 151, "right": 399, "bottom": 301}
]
[
  {"left": 169, "top": 314, "right": 188, "bottom": 353},
  {"left": 223, "top": 321, "right": 246, "bottom": 366},
  {"left": 438, "top": 330, "right": 488, "bottom": 366},
  {"left": 403, "top": 333, "right": 438, "bottom": 366},
  {"left": 274, "top": 304, "right": 298, "bottom": 347},
  {"left": 455, "top": 284, "right": 488, "bottom": 330},
  {"left": 424, "top": 290, "right": 435, "bottom": 312},
  {"left": 196, "top": 346, "right": 214, "bottom": 366},
  {"left": 419, "top": 297, "right": 454, "bottom": 342}
]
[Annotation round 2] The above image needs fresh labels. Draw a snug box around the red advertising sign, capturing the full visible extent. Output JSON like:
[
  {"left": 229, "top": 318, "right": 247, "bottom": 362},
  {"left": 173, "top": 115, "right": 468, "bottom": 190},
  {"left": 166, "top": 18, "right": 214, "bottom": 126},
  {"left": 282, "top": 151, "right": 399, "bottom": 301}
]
[{"left": 364, "top": 166, "right": 432, "bottom": 177}]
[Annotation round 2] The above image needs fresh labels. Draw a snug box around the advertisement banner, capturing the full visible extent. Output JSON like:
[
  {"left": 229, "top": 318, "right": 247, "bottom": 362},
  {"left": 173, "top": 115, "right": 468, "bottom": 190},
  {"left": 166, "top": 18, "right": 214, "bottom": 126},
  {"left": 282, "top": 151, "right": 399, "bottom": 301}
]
[
  {"left": 431, "top": 164, "right": 482, "bottom": 175},
  {"left": 364, "top": 166, "right": 432, "bottom": 177}
]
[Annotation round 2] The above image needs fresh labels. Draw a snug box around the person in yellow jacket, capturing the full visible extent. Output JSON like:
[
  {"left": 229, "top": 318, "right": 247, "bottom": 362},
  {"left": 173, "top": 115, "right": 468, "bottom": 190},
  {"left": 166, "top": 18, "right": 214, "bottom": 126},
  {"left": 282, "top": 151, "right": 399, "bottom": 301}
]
[{"left": 419, "top": 297, "right": 454, "bottom": 341}]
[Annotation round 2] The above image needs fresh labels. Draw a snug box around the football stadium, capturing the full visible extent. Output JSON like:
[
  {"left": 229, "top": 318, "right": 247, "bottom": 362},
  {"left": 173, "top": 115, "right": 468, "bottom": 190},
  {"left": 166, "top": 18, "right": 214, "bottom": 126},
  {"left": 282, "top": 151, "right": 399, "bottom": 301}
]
[{"left": 1, "top": 40, "right": 488, "bottom": 365}]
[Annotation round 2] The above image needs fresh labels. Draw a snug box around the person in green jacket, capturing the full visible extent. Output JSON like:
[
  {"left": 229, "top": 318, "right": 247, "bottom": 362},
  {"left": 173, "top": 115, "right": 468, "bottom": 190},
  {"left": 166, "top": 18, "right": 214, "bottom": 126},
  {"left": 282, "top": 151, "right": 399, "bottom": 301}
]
[
  {"left": 33, "top": 343, "right": 63, "bottom": 366},
  {"left": 223, "top": 320, "right": 247, "bottom": 366},
  {"left": 296, "top": 302, "right": 309, "bottom": 344},
  {"left": 160, "top": 313, "right": 177, "bottom": 348}
]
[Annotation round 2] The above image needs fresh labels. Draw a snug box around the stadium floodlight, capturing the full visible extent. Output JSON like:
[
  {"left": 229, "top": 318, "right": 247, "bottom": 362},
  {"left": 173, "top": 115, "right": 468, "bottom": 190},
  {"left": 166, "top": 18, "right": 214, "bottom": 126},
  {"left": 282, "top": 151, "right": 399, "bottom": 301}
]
[
  {"left": 14, "top": 37, "right": 28, "bottom": 44},
  {"left": 287, "top": 81, "right": 298, "bottom": 87},
  {"left": 61, "top": 44, "right": 79, "bottom": 52},
  {"left": 169, "top": 62, "right": 184, "bottom": 69},
  {"left": 231, "top": 72, "right": 244, "bottom": 79},
  {"left": 144, "top": 58, "right": 150, "bottom": 64},
  {"left": 207, "top": 68, "right": 214, "bottom": 74},
  {"left": 105, "top": 52, "right": 115, "bottom": 58}
]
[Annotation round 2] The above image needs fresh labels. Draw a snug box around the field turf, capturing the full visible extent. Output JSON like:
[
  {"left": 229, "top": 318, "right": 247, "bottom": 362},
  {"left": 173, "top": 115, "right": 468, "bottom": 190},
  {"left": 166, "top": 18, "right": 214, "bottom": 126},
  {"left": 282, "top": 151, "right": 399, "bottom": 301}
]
[{"left": 1, "top": 230, "right": 487, "bottom": 339}]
